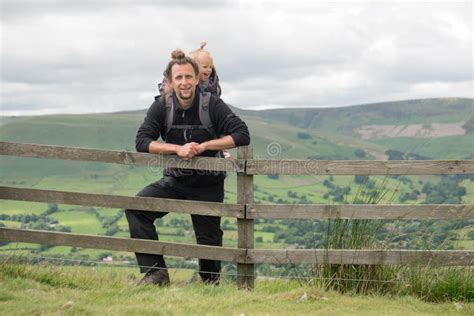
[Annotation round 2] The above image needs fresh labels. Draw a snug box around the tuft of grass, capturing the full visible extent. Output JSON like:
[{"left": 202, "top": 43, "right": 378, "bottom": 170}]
[
  {"left": 308, "top": 176, "right": 473, "bottom": 302},
  {"left": 312, "top": 176, "right": 394, "bottom": 295},
  {"left": 0, "top": 259, "right": 115, "bottom": 290},
  {"left": 399, "top": 266, "right": 474, "bottom": 302}
]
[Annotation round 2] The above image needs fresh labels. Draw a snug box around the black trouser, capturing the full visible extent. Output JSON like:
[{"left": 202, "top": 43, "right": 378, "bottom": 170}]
[{"left": 125, "top": 176, "right": 224, "bottom": 282}]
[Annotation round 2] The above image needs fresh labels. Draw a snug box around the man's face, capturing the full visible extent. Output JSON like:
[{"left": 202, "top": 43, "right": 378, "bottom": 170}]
[{"left": 170, "top": 63, "right": 198, "bottom": 102}]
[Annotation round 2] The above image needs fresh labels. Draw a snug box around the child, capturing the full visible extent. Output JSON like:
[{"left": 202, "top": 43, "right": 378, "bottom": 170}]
[
  {"left": 188, "top": 42, "right": 222, "bottom": 97},
  {"left": 189, "top": 42, "right": 230, "bottom": 159}
]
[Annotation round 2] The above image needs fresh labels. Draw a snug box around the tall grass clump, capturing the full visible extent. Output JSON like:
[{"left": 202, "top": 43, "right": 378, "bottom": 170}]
[
  {"left": 312, "top": 176, "right": 398, "bottom": 295},
  {"left": 398, "top": 266, "right": 473, "bottom": 302},
  {"left": 310, "top": 176, "right": 473, "bottom": 302}
]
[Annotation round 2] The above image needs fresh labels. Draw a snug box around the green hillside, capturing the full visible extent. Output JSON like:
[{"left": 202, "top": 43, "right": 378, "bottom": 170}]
[
  {"left": 0, "top": 98, "right": 473, "bottom": 267},
  {"left": 1, "top": 97, "right": 472, "bottom": 160},
  {"left": 246, "top": 98, "right": 472, "bottom": 133}
]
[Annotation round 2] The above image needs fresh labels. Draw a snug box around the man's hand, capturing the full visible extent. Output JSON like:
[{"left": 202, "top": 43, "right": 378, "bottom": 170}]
[
  {"left": 175, "top": 136, "right": 236, "bottom": 160},
  {"left": 176, "top": 142, "right": 200, "bottom": 160},
  {"left": 196, "top": 142, "right": 208, "bottom": 155}
]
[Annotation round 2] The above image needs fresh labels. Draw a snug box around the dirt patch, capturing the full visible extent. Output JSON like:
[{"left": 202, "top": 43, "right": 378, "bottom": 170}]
[{"left": 355, "top": 122, "right": 466, "bottom": 139}]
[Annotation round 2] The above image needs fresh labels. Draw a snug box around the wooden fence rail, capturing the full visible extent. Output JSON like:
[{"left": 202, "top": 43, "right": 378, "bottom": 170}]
[
  {"left": 0, "top": 142, "right": 243, "bottom": 173},
  {"left": 247, "top": 203, "right": 474, "bottom": 220},
  {"left": 247, "top": 248, "right": 474, "bottom": 265},
  {"left": 0, "top": 186, "right": 244, "bottom": 218},
  {"left": 2, "top": 228, "right": 472, "bottom": 266},
  {"left": 0, "top": 228, "right": 245, "bottom": 263},
  {"left": 1, "top": 142, "right": 474, "bottom": 289},
  {"left": 246, "top": 159, "right": 474, "bottom": 175},
  {"left": 0, "top": 186, "right": 472, "bottom": 220},
  {"left": 1, "top": 141, "right": 472, "bottom": 175}
]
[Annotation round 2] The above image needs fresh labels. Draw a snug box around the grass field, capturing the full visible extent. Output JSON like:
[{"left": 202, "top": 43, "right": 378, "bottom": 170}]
[
  {"left": 0, "top": 263, "right": 473, "bottom": 315},
  {"left": 462, "top": 180, "right": 474, "bottom": 204},
  {"left": 50, "top": 210, "right": 106, "bottom": 235},
  {"left": 372, "top": 135, "right": 474, "bottom": 159},
  {"left": 0, "top": 200, "right": 48, "bottom": 216}
]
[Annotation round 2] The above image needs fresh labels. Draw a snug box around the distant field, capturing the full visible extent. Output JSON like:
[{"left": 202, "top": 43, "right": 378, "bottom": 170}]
[
  {"left": 372, "top": 135, "right": 474, "bottom": 159},
  {"left": 50, "top": 210, "right": 106, "bottom": 235},
  {"left": 0, "top": 201, "right": 47, "bottom": 215}
]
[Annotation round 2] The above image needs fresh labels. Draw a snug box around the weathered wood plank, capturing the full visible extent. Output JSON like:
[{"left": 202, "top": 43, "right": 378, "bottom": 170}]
[
  {"left": 0, "top": 141, "right": 244, "bottom": 173},
  {"left": 237, "top": 146, "right": 255, "bottom": 289},
  {"left": 247, "top": 249, "right": 474, "bottom": 266},
  {"left": 2, "top": 228, "right": 471, "bottom": 266},
  {"left": 0, "top": 186, "right": 244, "bottom": 218},
  {"left": 0, "top": 228, "right": 245, "bottom": 263},
  {"left": 247, "top": 204, "right": 474, "bottom": 220},
  {"left": 3, "top": 142, "right": 472, "bottom": 176},
  {"left": 246, "top": 159, "right": 474, "bottom": 175}
]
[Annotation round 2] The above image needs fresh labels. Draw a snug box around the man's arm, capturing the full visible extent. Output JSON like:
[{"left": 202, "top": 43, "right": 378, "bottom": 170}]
[
  {"left": 148, "top": 141, "right": 181, "bottom": 154},
  {"left": 136, "top": 99, "right": 198, "bottom": 160},
  {"left": 149, "top": 141, "right": 199, "bottom": 160},
  {"left": 208, "top": 98, "right": 251, "bottom": 149},
  {"left": 197, "top": 135, "right": 235, "bottom": 154},
  {"left": 135, "top": 100, "right": 163, "bottom": 153}
]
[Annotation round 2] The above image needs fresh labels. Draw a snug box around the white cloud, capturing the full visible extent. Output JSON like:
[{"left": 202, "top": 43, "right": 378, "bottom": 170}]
[{"left": 0, "top": 0, "right": 472, "bottom": 115}]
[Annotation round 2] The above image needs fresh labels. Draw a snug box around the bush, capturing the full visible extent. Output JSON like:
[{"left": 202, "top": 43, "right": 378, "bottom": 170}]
[
  {"left": 287, "top": 191, "right": 298, "bottom": 198},
  {"left": 354, "top": 148, "right": 367, "bottom": 158},
  {"left": 222, "top": 219, "right": 233, "bottom": 230},
  {"left": 297, "top": 132, "right": 312, "bottom": 139},
  {"left": 261, "top": 225, "right": 280, "bottom": 233},
  {"left": 323, "top": 179, "right": 335, "bottom": 188},
  {"left": 354, "top": 175, "right": 369, "bottom": 184},
  {"left": 423, "top": 176, "right": 467, "bottom": 204},
  {"left": 105, "top": 224, "right": 119, "bottom": 236},
  {"left": 44, "top": 204, "right": 59, "bottom": 215},
  {"left": 386, "top": 149, "right": 405, "bottom": 160}
]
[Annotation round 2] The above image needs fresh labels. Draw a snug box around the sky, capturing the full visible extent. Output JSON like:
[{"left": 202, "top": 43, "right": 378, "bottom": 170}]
[{"left": 0, "top": 0, "right": 472, "bottom": 116}]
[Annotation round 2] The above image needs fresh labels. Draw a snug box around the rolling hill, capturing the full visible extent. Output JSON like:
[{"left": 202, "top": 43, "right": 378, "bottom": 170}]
[{"left": 0, "top": 97, "right": 472, "bottom": 258}]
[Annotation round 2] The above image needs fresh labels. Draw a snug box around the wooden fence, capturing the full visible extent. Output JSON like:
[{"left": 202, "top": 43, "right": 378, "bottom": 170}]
[{"left": 0, "top": 141, "right": 473, "bottom": 289}]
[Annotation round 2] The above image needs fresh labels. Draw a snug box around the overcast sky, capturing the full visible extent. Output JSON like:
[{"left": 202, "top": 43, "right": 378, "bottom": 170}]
[{"left": 1, "top": 0, "right": 472, "bottom": 115}]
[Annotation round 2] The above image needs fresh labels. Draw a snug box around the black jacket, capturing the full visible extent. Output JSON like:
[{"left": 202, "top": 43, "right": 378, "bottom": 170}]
[{"left": 136, "top": 89, "right": 250, "bottom": 186}]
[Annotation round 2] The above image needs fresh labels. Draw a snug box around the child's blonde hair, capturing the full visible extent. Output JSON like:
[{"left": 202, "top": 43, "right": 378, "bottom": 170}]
[{"left": 188, "top": 41, "right": 213, "bottom": 61}]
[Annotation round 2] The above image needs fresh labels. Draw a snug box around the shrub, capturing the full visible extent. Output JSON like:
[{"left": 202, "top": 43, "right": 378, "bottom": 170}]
[
  {"left": 354, "top": 175, "right": 369, "bottom": 184},
  {"left": 354, "top": 148, "right": 367, "bottom": 158},
  {"left": 297, "top": 132, "right": 312, "bottom": 139}
]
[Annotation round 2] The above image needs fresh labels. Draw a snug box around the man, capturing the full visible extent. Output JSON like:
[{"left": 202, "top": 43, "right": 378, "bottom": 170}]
[{"left": 125, "top": 49, "right": 250, "bottom": 286}]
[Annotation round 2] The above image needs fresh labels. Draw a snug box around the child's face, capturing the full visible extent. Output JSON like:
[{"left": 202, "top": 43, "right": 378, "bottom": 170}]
[{"left": 196, "top": 54, "right": 214, "bottom": 82}]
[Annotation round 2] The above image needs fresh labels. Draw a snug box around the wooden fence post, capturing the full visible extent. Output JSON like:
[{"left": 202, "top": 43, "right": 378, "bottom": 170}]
[{"left": 237, "top": 146, "right": 254, "bottom": 289}]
